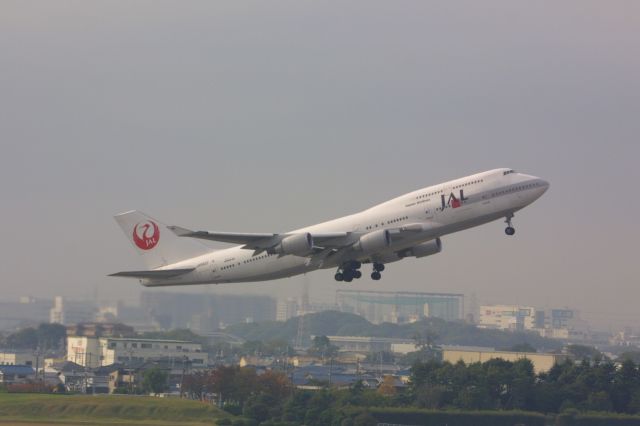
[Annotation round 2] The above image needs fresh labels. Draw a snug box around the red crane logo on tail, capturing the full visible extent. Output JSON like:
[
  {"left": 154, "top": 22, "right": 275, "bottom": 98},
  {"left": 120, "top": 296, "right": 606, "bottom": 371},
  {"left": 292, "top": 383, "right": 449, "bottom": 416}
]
[{"left": 133, "top": 221, "right": 160, "bottom": 250}]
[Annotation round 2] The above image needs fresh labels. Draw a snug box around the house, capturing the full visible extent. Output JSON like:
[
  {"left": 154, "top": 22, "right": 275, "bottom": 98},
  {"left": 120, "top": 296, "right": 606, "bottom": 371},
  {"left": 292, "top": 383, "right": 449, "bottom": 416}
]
[{"left": 0, "top": 365, "right": 35, "bottom": 384}]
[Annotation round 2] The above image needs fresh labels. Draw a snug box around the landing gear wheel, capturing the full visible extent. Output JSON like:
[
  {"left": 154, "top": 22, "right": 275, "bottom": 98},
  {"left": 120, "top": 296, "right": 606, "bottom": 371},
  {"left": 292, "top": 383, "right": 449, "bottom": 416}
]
[
  {"left": 354, "top": 270, "right": 362, "bottom": 279},
  {"left": 504, "top": 214, "right": 516, "bottom": 236},
  {"left": 343, "top": 270, "right": 354, "bottom": 281},
  {"left": 334, "top": 273, "right": 344, "bottom": 282},
  {"left": 371, "top": 271, "right": 381, "bottom": 280},
  {"left": 373, "top": 262, "right": 385, "bottom": 272},
  {"left": 344, "top": 276, "right": 353, "bottom": 283}
]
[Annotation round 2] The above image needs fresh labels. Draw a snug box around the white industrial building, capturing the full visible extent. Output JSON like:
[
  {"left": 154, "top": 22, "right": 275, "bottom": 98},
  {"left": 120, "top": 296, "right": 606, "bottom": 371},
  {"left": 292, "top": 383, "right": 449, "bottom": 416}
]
[
  {"left": 479, "top": 305, "right": 589, "bottom": 340},
  {"left": 0, "top": 351, "right": 37, "bottom": 367},
  {"left": 66, "top": 336, "right": 207, "bottom": 369},
  {"left": 50, "top": 296, "right": 95, "bottom": 325},
  {"left": 479, "top": 305, "right": 536, "bottom": 331}
]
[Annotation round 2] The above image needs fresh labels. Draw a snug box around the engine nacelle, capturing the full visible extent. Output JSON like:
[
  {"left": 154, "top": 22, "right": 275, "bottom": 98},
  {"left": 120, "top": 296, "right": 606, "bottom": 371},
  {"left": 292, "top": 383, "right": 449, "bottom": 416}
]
[
  {"left": 273, "top": 233, "right": 314, "bottom": 256},
  {"left": 405, "top": 238, "right": 442, "bottom": 258},
  {"left": 353, "top": 229, "right": 391, "bottom": 254}
]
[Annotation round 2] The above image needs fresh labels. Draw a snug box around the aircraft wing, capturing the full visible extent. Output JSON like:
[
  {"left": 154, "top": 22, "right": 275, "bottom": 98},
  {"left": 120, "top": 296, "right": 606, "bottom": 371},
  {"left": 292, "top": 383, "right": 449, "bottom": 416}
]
[
  {"left": 109, "top": 268, "right": 195, "bottom": 279},
  {"left": 169, "top": 226, "right": 277, "bottom": 245},
  {"left": 169, "top": 226, "right": 352, "bottom": 252}
]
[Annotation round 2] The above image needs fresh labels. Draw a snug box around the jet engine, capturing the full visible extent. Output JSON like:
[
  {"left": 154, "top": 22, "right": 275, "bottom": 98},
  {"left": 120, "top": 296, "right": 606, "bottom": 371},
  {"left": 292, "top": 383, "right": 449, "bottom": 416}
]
[
  {"left": 353, "top": 229, "right": 391, "bottom": 254},
  {"left": 403, "top": 238, "right": 442, "bottom": 258},
  {"left": 272, "top": 233, "right": 314, "bottom": 256}
]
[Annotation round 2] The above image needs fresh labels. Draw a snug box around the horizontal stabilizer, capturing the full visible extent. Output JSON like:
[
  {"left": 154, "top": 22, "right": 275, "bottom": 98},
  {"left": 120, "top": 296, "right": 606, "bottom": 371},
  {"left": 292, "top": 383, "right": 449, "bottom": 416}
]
[{"left": 109, "top": 268, "right": 195, "bottom": 279}]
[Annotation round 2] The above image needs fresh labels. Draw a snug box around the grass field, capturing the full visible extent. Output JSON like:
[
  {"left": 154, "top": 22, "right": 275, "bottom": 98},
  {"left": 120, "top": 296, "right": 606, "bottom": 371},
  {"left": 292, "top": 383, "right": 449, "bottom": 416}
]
[{"left": 0, "top": 393, "right": 234, "bottom": 425}]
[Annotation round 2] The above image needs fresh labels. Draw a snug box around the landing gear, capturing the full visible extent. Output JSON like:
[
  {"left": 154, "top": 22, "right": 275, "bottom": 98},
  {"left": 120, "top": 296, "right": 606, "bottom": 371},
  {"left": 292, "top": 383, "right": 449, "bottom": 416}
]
[
  {"left": 334, "top": 260, "right": 386, "bottom": 282},
  {"left": 343, "top": 269, "right": 354, "bottom": 282},
  {"left": 334, "top": 261, "right": 363, "bottom": 282},
  {"left": 505, "top": 214, "right": 516, "bottom": 236},
  {"left": 371, "top": 262, "right": 385, "bottom": 280}
]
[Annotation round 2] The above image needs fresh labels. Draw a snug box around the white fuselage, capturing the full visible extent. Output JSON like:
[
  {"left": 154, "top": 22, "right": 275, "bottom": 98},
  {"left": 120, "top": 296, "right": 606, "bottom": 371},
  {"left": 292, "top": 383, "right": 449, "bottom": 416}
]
[{"left": 144, "top": 168, "right": 549, "bottom": 286}]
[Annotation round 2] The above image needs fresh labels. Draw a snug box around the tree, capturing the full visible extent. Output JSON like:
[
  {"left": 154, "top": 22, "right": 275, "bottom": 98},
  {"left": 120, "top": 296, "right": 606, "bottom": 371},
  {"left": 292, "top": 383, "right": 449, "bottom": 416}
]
[
  {"left": 3, "top": 323, "right": 66, "bottom": 351},
  {"left": 142, "top": 367, "right": 168, "bottom": 394},
  {"left": 619, "top": 352, "right": 640, "bottom": 364},
  {"left": 257, "top": 370, "right": 292, "bottom": 401},
  {"left": 565, "top": 344, "right": 602, "bottom": 362},
  {"left": 210, "top": 366, "right": 244, "bottom": 405},
  {"left": 508, "top": 343, "right": 537, "bottom": 353},
  {"left": 5, "top": 327, "right": 38, "bottom": 349},
  {"left": 377, "top": 375, "right": 397, "bottom": 397},
  {"left": 353, "top": 411, "right": 377, "bottom": 426},
  {"left": 414, "top": 383, "right": 449, "bottom": 409},
  {"left": 308, "top": 336, "right": 338, "bottom": 359},
  {"left": 243, "top": 395, "right": 270, "bottom": 423},
  {"left": 509, "top": 359, "right": 536, "bottom": 410},
  {"left": 365, "top": 351, "right": 395, "bottom": 364},
  {"left": 412, "top": 326, "right": 439, "bottom": 361}
]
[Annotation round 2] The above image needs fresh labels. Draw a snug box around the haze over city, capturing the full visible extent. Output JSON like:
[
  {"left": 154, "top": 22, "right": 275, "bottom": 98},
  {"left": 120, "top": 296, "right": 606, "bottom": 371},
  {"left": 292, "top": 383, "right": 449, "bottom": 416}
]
[{"left": 1, "top": 1, "right": 639, "bottom": 329}]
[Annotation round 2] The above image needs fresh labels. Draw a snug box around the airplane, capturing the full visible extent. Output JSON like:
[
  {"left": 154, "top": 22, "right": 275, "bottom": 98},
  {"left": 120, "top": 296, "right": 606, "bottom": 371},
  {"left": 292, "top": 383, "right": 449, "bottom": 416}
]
[{"left": 110, "top": 168, "right": 549, "bottom": 286}]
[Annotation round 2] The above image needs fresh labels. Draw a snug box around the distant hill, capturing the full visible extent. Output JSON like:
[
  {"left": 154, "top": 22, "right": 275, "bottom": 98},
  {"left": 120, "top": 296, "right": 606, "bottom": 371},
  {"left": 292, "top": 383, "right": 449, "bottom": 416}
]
[{"left": 226, "top": 310, "right": 562, "bottom": 351}]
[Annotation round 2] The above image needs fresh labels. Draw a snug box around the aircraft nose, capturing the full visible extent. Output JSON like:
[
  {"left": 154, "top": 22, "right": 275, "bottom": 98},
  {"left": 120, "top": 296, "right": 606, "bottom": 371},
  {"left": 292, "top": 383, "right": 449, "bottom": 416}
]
[
  {"left": 540, "top": 179, "right": 550, "bottom": 189},
  {"left": 534, "top": 178, "right": 550, "bottom": 198}
]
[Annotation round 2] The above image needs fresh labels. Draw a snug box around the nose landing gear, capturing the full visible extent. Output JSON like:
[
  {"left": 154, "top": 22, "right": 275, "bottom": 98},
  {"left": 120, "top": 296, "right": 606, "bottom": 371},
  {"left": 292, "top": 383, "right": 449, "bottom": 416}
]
[{"left": 505, "top": 214, "right": 516, "bottom": 236}]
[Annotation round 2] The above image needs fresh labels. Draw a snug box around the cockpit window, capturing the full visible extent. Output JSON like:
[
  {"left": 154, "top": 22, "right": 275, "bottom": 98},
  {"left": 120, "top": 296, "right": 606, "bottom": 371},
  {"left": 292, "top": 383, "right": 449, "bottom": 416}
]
[{"left": 503, "top": 169, "right": 516, "bottom": 176}]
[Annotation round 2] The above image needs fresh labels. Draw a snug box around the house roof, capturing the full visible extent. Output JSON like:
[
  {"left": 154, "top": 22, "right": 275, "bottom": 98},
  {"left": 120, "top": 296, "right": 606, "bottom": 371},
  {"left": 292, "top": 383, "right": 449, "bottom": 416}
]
[
  {"left": 0, "top": 365, "right": 35, "bottom": 375},
  {"left": 50, "top": 361, "right": 86, "bottom": 372}
]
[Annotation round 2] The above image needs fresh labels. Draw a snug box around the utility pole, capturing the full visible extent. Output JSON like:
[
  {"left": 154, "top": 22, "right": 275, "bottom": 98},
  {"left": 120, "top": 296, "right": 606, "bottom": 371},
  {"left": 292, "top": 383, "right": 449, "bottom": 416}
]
[
  {"left": 34, "top": 348, "right": 40, "bottom": 382},
  {"left": 295, "top": 275, "right": 310, "bottom": 348},
  {"left": 328, "top": 356, "right": 333, "bottom": 386},
  {"left": 128, "top": 348, "right": 134, "bottom": 394},
  {"left": 180, "top": 355, "right": 187, "bottom": 398}
]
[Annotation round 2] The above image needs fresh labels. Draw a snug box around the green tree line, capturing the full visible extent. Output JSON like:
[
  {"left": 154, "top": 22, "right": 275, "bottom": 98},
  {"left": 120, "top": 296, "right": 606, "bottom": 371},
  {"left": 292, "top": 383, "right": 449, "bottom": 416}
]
[
  {"left": 182, "top": 357, "right": 640, "bottom": 425},
  {"left": 226, "top": 311, "right": 562, "bottom": 351},
  {"left": 0, "top": 323, "right": 66, "bottom": 351}
]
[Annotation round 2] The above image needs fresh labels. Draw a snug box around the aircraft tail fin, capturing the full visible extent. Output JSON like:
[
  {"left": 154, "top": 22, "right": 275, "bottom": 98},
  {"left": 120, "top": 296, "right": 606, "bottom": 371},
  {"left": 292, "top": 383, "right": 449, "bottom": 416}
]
[{"left": 114, "top": 210, "right": 211, "bottom": 269}]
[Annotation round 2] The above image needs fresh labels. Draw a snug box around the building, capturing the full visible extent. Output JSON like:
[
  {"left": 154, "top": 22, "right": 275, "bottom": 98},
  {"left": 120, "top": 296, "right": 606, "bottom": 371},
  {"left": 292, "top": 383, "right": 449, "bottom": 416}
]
[
  {"left": 93, "top": 301, "right": 159, "bottom": 332},
  {"left": 611, "top": 329, "right": 640, "bottom": 347},
  {"left": 109, "top": 358, "right": 193, "bottom": 395},
  {"left": 0, "top": 297, "right": 51, "bottom": 330},
  {"left": 443, "top": 348, "right": 566, "bottom": 374},
  {"left": 0, "top": 365, "right": 35, "bottom": 384},
  {"left": 327, "top": 336, "right": 422, "bottom": 354},
  {"left": 50, "top": 296, "right": 96, "bottom": 325},
  {"left": 535, "top": 308, "right": 590, "bottom": 341},
  {"left": 66, "top": 336, "right": 208, "bottom": 369},
  {"left": 336, "top": 290, "right": 463, "bottom": 324},
  {"left": 479, "top": 305, "right": 536, "bottom": 331},
  {"left": 0, "top": 351, "right": 37, "bottom": 367},
  {"left": 66, "top": 322, "right": 136, "bottom": 338},
  {"left": 276, "top": 298, "right": 299, "bottom": 322},
  {"left": 140, "top": 291, "right": 276, "bottom": 331}
]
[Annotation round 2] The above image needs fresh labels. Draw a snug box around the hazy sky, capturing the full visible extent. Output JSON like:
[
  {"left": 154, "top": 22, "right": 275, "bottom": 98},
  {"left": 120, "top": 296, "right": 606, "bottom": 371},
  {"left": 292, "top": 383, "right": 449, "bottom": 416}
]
[{"left": 1, "top": 1, "right": 638, "bottom": 329}]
